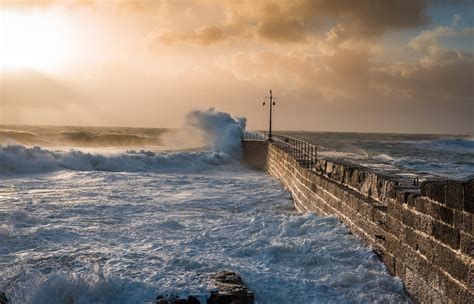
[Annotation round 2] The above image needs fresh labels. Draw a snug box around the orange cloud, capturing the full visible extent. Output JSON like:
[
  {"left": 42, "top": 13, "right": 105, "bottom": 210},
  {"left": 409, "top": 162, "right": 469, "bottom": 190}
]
[
  {"left": 148, "top": 0, "right": 428, "bottom": 46},
  {"left": 157, "top": 25, "right": 225, "bottom": 46}
]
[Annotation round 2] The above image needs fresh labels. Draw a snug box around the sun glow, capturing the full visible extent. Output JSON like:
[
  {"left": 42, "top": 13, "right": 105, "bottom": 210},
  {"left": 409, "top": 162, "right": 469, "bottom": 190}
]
[{"left": 0, "top": 10, "right": 74, "bottom": 71}]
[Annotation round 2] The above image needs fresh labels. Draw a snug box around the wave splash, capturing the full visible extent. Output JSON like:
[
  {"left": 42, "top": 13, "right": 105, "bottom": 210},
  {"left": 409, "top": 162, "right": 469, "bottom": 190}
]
[{"left": 186, "top": 108, "right": 246, "bottom": 158}]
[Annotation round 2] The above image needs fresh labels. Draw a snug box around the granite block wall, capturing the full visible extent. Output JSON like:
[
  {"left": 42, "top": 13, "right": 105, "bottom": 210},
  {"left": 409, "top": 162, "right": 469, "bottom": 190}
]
[{"left": 242, "top": 140, "right": 473, "bottom": 303}]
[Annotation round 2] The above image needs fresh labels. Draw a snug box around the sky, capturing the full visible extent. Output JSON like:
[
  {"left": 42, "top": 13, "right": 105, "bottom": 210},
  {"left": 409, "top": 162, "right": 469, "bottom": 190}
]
[{"left": 0, "top": 0, "right": 473, "bottom": 134}]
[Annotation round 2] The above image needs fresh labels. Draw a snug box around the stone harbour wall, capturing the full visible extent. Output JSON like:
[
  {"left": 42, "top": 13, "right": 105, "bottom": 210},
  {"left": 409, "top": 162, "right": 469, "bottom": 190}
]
[{"left": 242, "top": 140, "right": 473, "bottom": 303}]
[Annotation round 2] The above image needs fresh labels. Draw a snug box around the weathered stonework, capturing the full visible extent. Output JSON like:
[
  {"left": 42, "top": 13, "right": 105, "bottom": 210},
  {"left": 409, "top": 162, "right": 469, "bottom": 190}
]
[
  {"left": 242, "top": 140, "right": 474, "bottom": 304},
  {"left": 242, "top": 140, "right": 268, "bottom": 171}
]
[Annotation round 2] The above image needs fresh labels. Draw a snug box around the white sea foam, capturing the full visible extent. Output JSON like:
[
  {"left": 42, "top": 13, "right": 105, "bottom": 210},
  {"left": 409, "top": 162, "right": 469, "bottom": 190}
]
[
  {"left": 0, "top": 145, "right": 235, "bottom": 174},
  {"left": 0, "top": 169, "right": 408, "bottom": 304}
]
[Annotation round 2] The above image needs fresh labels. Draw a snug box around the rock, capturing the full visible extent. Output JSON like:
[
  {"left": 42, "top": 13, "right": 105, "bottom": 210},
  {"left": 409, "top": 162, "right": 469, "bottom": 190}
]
[
  {"left": 207, "top": 271, "right": 254, "bottom": 304},
  {"left": 155, "top": 295, "right": 200, "bottom": 304},
  {"left": 154, "top": 271, "right": 254, "bottom": 304},
  {"left": 0, "top": 292, "right": 8, "bottom": 304}
]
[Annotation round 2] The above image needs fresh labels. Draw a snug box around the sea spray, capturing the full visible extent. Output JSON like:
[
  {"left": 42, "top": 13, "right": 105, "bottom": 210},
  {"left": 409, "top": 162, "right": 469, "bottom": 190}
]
[
  {"left": 0, "top": 109, "right": 248, "bottom": 174},
  {"left": 185, "top": 108, "right": 246, "bottom": 158}
]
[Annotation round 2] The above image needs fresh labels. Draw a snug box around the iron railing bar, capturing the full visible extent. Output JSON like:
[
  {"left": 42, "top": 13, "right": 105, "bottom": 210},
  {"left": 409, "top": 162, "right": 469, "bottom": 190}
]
[{"left": 243, "top": 132, "right": 318, "bottom": 170}]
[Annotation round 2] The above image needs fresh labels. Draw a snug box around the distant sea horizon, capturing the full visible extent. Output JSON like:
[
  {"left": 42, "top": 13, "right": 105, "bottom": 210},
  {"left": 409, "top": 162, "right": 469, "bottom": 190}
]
[{"left": 1, "top": 123, "right": 472, "bottom": 137}]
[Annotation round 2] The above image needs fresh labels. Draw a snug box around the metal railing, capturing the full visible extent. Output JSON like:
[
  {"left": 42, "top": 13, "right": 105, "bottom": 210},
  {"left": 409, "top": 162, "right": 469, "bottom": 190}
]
[{"left": 242, "top": 131, "right": 318, "bottom": 170}]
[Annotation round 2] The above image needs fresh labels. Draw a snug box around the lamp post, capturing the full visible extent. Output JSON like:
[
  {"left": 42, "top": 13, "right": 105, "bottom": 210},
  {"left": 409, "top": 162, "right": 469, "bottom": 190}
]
[{"left": 263, "top": 90, "right": 277, "bottom": 141}]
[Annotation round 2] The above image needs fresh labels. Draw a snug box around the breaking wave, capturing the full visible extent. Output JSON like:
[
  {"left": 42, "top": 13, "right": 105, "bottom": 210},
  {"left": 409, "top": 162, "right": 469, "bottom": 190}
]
[
  {"left": 186, "top": 108, "right": 246, "bottom": 158},
  {"left": 0, "top": 109, "right": 247, "bottom": 174},
  {"left": 0, "top": 129, "right": 164, "bottom": 147},
  {"left": 59, "top": 131, "right": 162, "bottom": 147},
  {"left": 0, "top": 145, "right": 234, "bottom": 174}
]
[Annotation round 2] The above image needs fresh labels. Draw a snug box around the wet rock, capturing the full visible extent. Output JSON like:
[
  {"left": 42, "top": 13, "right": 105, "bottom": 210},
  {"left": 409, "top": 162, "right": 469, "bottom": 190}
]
[
  {"left": 207, "top": 271, "right": 254, "bottom": 304},
  {"left": 155, "top": 271, "right": 254, "bottom": 304},
  {"left": 155, "top": 295, "right": 200, "bottom": 304},
  {"left": 0, "top": 292, "right": 8, "bottom": 304}
]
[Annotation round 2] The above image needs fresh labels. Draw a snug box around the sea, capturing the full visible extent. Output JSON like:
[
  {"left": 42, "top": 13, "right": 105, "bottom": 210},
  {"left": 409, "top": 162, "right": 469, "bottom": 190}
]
[{"left": 0, "top": 109, "right": 472, "bottom": 304}]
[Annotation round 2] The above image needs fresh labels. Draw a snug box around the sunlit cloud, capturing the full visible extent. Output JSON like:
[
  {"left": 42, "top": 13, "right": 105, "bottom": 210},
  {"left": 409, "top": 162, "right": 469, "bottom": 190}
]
[{"left": 0, "top": 0, "right": 472, "bottom": 134}]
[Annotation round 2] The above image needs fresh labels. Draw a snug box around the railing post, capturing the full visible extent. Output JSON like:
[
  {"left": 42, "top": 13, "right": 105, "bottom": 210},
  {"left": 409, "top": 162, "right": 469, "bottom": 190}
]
[
  {"left": 292, "top": 139, "right": 294, "bottom": 157},
  {"left": 304, "top": 141, "right": 307, "bottom": 166},
  {"left": 306, "top": 143, "right": 310, "bottom": 168},
  {"left": 300, "top": 141, "right": 302, "bottom": 161},
  {"left": 295, "top": 139, "right": 298, "bottom": 159},
  {"left": 302, "top": 141, "right": 304, "bottom": 165},
  {"left": 303, "top": 141, "right": 305, "bottom": 165},
  {"left": 297, "top": 140, "right": 299, "bottom": 160},
  {"left": 303, "top": 141, "right": 305, "bottom": 164},
  {"left": 294, "top": 139, "right": 296, "bottom": 158},
  {"left": 306, "top": 143, "right": 311, "bottom": 168},
  {"left": 302, "top": 141, "right": 304, "bottom": 163},
  {"left": 295, "top": 140, "right": 298, "bottom": 160}
]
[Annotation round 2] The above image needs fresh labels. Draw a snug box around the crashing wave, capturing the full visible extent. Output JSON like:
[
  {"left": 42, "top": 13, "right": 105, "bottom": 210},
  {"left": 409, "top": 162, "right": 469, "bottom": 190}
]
[
  {"left": 186, "top": 108, "right": 246, "bottom": 158},
  {"left": 0, "top": 145, "right": 236, "bottom": 174},
  {"left": 0, "top": 109, "right": 247, "bottom": 174}
]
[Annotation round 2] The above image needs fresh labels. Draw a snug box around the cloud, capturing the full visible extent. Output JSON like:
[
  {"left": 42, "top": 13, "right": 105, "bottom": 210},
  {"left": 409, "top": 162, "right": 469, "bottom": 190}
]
[
  {"left": 0, "top": 0, "right": 91, "bottom": 8},
  {"left": 409, "top": 25, "right": 474, "bottom": 57},
  {"left": 371, "top": 23, "right": 474, "bottom": 104},
  {"left": 288, "top": 0, "right": 428, "bottom": 35},
  {"left": 157, "top": 25, "right": 225, "bottom": 46},
  {"left": 256, "top": 17, "right": 306, "bottom": 43},
  {"left": 2, "top": 1, "right": 471, "bottom": 133},
  {"left": 228, "top": 22, "right": 380, "bottom": 101},
  {"left": 149, "top": 0, "right": 429, "bottom": 46},
  {"left": 3, "top": 0, "right": 430, "bottom": 45}
]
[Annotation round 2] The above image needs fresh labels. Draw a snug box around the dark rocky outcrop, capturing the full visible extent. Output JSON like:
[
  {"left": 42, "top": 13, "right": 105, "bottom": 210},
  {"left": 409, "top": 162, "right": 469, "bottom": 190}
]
[
  {"left": 207, "top": 271, "right": 254, "bottom": 304},
  {"left": 155, "top": 271, "right": 254, "bottom": 304},
  {"left": 155, "top": 295, "right": 200, "bottom": 304}
]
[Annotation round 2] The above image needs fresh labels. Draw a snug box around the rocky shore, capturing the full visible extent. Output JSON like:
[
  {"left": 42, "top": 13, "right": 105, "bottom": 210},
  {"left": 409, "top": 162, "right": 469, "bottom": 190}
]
[{"left": 155, "top": 271, "right": 254, "bottom": 304}]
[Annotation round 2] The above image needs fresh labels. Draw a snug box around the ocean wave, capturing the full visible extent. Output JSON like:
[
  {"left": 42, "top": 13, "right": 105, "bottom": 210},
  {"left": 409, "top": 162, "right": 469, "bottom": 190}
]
[
  {"left": 0, "top": 145, "right": 234, "bottom": 174},
  {"left": 374, "top": 153, "right": 396, "bottom": 162},
  {"left": 0, "top": 130, "right": 53, "bottom": 146},
  {"left": 0, "top": 109, "right": 247, "bottom": 174},
  {"left": 0, "top": 129, "right": 163, "bottom": 148},
  {"left": 414, "top": 138, "right": 474, "bottom": 153},
  {"left": 58, "top": 131, "right": 162, "bottom": 147}
]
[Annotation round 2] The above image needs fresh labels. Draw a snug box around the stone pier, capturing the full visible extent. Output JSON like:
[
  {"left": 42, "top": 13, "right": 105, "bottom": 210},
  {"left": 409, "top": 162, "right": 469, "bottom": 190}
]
[{"left": 242, "top": 140, "right": 473, "bottom": 304}]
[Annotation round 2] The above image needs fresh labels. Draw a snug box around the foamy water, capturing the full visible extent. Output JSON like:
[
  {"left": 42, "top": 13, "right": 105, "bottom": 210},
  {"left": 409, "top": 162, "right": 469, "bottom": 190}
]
[
  {"left": 0, "top": 165, "right": 407, "bottom": 304},
  {"left": 0, "top": 110, "right": 412, "bottom": 303},
  {"left": 282, "top": 132, "right": 474, "bottom": 180}
]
